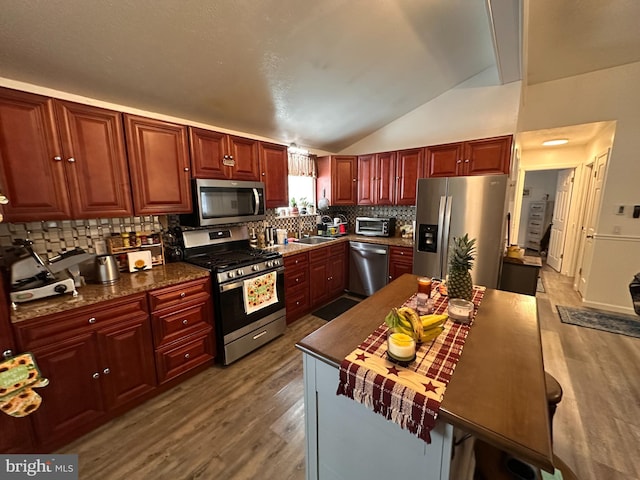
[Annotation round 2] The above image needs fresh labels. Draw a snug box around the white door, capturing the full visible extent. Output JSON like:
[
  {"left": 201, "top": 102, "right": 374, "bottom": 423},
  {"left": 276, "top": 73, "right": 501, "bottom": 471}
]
[
  {"left": 547, "top": 169, "right": 574, "bottom": 272},
  {"left": 577, "top": 150, "right": 608, "bottom": 297}
]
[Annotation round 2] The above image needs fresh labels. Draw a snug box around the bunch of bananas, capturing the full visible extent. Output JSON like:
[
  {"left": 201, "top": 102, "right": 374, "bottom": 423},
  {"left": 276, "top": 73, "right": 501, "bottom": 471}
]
[{"left": 385, "top": 307, "right": 448, "bottom": 344}]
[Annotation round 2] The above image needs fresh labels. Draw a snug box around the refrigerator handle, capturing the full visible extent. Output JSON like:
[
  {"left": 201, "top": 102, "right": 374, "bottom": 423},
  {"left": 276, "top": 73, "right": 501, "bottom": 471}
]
[
  {"left": 441, "top": 195, "right": 453, "bottom": 280},
  {"left": 437, "top": 195, "right": 447, "bottom": 279}
]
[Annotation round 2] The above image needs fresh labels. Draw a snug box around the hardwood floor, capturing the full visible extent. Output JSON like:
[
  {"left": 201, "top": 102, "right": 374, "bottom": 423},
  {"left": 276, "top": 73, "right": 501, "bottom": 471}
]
[
  {"left": 59, "top": 275, "right": 640, "bottom": 480},
  {"left": 538, "top": 265, "right": 640, "bottom": 480}
]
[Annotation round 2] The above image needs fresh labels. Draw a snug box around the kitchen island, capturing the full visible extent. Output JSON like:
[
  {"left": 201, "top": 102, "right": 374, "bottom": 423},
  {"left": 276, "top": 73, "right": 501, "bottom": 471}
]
[{"left": 296, "top": 273, "right": 553, "bottom": 480}]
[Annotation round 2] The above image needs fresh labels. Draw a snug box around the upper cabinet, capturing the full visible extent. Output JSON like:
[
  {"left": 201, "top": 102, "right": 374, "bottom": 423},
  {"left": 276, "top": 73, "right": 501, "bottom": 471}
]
[
  {"left": 0, "top": 88, "right": 133, "bottom": 222},
  {"left": 317, "top": 155, "right": 358, "bottom": 206},
  {"left": 425, "top": 135, "right": 512, "bottom": 177},
  {"left": 259, "top": 142, "right": 289, "bottom": 209},
  {"left": 189, "top": 127, "right": 260, "bottom": 181},
  {"left": 124, "top": 114, "right": 192, "bottom": 215},
  {"left": 395, "top": 148, "right": 423, "bottom": 205},
  {"left": 357, "top": 152, "right": 396, "bottom": 205}
]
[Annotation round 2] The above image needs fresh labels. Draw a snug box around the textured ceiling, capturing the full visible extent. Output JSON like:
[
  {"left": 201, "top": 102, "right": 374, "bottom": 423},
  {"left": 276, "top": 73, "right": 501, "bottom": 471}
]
[{"left": 0, "top": 0, "right": 503, "bottom": 152}]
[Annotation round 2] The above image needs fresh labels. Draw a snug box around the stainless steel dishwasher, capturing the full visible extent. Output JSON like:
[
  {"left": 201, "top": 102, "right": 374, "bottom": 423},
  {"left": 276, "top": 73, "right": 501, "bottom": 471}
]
[{"left": 349, "top": 241, "right": 389, "bottom": 296}]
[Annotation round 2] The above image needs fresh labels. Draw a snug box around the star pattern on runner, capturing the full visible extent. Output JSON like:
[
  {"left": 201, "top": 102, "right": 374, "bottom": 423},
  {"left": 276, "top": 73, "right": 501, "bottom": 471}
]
[
  {"left": 386, "top": 365, "right": 401, "bottom": 376},
  {"left": 423, "top": 381, "right": 438, "bottom": 394},
  {"left": 355, "top": 352, "right": 367, "bottom": 362}
]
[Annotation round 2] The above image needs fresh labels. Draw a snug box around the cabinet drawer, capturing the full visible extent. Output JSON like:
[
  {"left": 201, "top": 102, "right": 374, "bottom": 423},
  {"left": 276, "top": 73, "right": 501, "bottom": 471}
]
[
  {"left": 284, "top": 252, "right": 308, "bottom": 268},
  {"left": 155, "top": 331, "right": 213, "bottom": 384},
  {"left": 148, "top": 277, "right": 211, "bottom": 312},
  {"left": 527, "top": 220, "right": 543, "bottom": 231},
  {"left": 328, "top": 242, "right": 346, "bottom": 257},
  {"left": 529, "top": 202, "right": 545, "bottom": 213},
  {"left": 309, "top": 247, "right": 329, "bottom": 263},
  {"left": 285, "top": 265, "right": 308, "bottom": 289},
  {"left": 151, "top": 301, "right": 211, "bottom": 348},
  {"left": 286, "top": 284, "right": 309, "bottom": 323},
  {"left": 529, "top": 212, "right": 544, "bottom": 221},
  {"left": 14, "top": 294, "right": 148, "bottom": 350},
  {"left": 389, "top": 246, "right": 413, "bottom": 263},
  {"left": 527, "top": 230, "right": 542, "bottom": 241}
]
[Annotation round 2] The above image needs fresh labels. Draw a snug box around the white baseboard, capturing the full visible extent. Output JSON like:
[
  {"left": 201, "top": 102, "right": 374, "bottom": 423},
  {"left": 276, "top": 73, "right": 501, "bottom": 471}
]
[{"left": 581, "top": 299, "right": 637, "bottom": 316}]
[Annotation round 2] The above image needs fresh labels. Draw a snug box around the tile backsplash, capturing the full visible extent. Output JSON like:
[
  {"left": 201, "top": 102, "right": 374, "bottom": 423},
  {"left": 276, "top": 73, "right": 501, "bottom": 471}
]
[{"left": 0, "top": 205, "right": 416, "bottom": 263}]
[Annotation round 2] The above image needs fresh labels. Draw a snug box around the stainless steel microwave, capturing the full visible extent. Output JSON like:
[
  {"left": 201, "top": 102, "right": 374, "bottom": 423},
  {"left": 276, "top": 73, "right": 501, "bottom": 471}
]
[
  {"left": 355, "top": 217, "right": 396, "bottom": 237},
  {"left": 180, "top": 179, "right": 266, "bottom": 226}
]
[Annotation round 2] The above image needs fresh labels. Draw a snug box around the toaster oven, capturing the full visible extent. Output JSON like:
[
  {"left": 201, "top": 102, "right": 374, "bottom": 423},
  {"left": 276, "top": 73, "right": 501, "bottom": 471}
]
[{"left": 355, "top": 217, "right": 396, "bottom": 237}]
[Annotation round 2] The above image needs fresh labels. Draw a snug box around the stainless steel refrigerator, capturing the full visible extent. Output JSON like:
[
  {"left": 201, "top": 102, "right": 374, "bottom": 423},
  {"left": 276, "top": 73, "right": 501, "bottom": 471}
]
[{"left": 413, "top": 175, "right": 508, "bottom": 288}]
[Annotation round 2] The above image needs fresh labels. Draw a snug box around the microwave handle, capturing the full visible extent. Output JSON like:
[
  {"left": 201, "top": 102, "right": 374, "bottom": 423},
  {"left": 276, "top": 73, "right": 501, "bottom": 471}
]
[{"left": 253, "top": 188, "right": 260, "bottom": 215}]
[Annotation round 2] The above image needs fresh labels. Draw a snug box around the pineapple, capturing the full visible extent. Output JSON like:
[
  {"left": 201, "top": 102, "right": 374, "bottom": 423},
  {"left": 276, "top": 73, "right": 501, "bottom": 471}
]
[{"left": 447, "top": 234, "right": 476, "bottom": 301}]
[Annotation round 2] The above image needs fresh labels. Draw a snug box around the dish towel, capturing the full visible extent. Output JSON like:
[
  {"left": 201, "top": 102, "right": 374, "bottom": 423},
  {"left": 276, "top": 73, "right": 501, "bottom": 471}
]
[
  {"left": 336, "top": 283, "right": 485, "bottom": 443},
  {"left": 0, "top": 352, "right": 49, "bottom": 417},
  {"left": 243, "top": 271, "right": 278, "bottom": 315}
]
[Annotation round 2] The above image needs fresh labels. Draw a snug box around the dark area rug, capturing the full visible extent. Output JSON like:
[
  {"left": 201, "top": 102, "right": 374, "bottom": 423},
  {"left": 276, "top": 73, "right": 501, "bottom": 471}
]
[
  {"left": 312, "top": 297, "right": 360, "bottom": 321},
  {"left": 556, "top": 305, "right": 640, "bottom": 338}
]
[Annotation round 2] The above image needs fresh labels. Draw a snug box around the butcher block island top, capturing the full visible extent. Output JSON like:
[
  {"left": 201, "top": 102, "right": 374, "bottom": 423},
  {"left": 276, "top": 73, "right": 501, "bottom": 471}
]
[{"left": 296, "top": 273, "right": 554, "bottom": 473}]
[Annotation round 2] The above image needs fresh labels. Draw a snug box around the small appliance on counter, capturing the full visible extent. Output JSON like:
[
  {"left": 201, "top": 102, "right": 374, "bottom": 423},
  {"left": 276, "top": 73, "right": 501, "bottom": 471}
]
[
  {"left": 355, "top": 217, "right": 396, "bottom": 237},
  {"left": 317, "top": 214, "right": 348, "bottom": 237},
  {"left": 9, "top": 240, "right": 94, "bottom": 305}
]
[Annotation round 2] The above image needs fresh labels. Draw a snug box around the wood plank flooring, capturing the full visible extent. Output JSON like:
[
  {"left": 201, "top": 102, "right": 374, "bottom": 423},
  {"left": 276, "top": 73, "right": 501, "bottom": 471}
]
[{"left": 59, "top": 272, "right": 640, "bottom": 479}]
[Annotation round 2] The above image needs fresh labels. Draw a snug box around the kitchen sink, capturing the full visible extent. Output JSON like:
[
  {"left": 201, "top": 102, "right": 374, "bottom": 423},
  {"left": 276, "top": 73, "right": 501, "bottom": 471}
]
[{"left": 296, "top": 236, "right": 337, "bottom": 245}]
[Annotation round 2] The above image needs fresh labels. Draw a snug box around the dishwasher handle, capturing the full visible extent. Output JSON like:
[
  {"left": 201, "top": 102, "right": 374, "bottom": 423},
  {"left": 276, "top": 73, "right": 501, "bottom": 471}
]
[{"left": 350, "top": 246, "right": 388, "bottom": 256}]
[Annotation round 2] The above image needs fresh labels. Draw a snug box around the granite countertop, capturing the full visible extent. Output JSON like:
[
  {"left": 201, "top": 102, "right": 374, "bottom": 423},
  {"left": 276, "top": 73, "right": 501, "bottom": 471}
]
[
  {"left": 10, "top": 262, "right": 210, "bottom": 324},
  {"left": 270, "top": 234, "right": 414, "bottom": 257}
]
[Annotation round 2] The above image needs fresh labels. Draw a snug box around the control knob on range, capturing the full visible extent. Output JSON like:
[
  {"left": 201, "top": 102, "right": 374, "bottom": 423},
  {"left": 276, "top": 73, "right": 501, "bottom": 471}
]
[
  {"left": 252, "top": 265, "right": 259, "bottom": 272},
  {"left": 227, "top": 272, "right": 235, "bottom": 279},
  {"left": 236, "top": 269, "right": 244, "bottom": 276},
  {"left": 266, "top": 261, "right": 273, "bottom": 268},
  {"left": 54, "top": 284, "right": 68, "bottom": 294}
]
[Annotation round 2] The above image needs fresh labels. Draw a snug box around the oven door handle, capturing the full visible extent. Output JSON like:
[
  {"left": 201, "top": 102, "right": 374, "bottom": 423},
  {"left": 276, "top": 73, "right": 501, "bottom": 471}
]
[{"left": 219, "top": 267, "right": 285, "bottom": 292}]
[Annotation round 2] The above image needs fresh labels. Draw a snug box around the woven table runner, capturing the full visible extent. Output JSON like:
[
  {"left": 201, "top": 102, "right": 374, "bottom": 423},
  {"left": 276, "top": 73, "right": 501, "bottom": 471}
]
[{"left": 336, "top": 283, "right": 485, "bottom": 443}]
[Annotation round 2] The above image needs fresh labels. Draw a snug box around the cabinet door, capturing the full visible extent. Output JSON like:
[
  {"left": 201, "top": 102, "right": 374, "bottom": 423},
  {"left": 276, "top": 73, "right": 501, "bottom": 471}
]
[
  {"left": 357, "top": 154, "right": 376, "bottom": 205},
  {"left": 259, "top": 142, "right": 289, "bottom": 209},
  {"left": 425, "top": 143, "right": 463, "bottom": 178},
  {"left": 124, "top": 114, "right": 192, "bottom": 215},
  {"left": 55, "top": 100, "right": 133, "bottom": 218},
  {"left": 189, "top": 127, "right": 229, "bottom": 179},
  {"left": 309, "top": 261, "right": 329, "bottom": 307},
  {"left": 29, "top": 334, "right": 104, "bottom": 448},
  {"left": 0, "top": 88, "right": 71, "bottom": 221},
  {"left": 375, "top": 152, "right": 396, "bottom": 205},
  {"left": 97, "top": 316, "right": 156, "bottom": 410},
  {"left": 395, "top": 148, "right": 423, "bottom": 205},
  {"left": 228, "top": 135, "right": 260, "bottom": 181},
  {"left": 389, "top": 246, "right": 414, "bottom": 282},
  {"left": 464, "top": 135, "right": 512, "bottom": 176},
  {"left": 332, "top": 156, "right": 357, "bottom": 205},
  {"left": 328, "top": 253, "right": 347, "bottom": 296}
]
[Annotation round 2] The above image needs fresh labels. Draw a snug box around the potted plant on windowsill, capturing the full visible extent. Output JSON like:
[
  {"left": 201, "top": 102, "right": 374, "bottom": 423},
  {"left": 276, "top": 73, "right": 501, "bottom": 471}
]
[
  {"left": 299, "top": 197, "right": 309, "bottom": 215},
  {"left": 290, "top": 197, "right": 299, "bottom": 216}
]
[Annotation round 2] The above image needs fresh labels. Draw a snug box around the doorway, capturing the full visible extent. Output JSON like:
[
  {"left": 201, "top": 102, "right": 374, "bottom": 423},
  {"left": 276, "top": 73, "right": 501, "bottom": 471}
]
[{"left": 547, "top": 169, "right": 575, "bottom": 272}]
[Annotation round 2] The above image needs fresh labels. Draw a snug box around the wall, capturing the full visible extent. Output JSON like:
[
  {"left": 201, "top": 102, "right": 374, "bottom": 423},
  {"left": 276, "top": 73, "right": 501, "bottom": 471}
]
[
  {"left": 338, "top": 66, "right": 521, "bottom": 155},
  {"left": 519, "top": 61, "right": 640, "bottom": 313},
  {"left": 516, "top": 170, "right": 558, "bottom": 246}
]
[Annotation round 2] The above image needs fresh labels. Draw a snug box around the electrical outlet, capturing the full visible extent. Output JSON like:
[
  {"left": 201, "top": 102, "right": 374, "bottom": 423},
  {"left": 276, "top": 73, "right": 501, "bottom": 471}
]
[
  {"left": 94, "top": 240, "right": 107, "bottom": 255},
  {"left": 613, "top": 225, "right": 621, "bottom": 235},
  {"left": 616, "top": 205, "right": 625, "bottom": 215}
]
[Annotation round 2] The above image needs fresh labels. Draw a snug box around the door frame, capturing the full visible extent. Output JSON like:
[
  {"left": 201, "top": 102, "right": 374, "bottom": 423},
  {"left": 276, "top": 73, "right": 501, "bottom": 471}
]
[{"left": 546, "top": 168, "right": 575, "bottom": 272}]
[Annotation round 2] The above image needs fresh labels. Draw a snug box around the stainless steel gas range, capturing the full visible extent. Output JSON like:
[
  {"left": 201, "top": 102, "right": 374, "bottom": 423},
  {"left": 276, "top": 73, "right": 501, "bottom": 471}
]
[{"left": 181, "top": 226, "right": 286, "bottom": 365}]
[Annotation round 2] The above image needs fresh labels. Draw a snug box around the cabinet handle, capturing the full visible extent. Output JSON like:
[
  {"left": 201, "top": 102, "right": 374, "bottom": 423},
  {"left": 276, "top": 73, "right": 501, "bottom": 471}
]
[
  {"left": 229, "top": 155, "right": 234, "bottom": 160},
  {"left": 464, "top": 159, "right": 469, "bottom": 163},
  {"left": 295, "top": 278, "right": 299, "bottom": 283},
  {"left": 92, "top": 372, "right": 100, "bottom": 379},
  {"left": 456, "top": 160, "right": 462, "bottom": 164},
  {"left": 67, "top": 157, "right": 76, "bottom": 163},
  {"left": 53, "top": 156, "right": 62, "bottom": 161},
  {"left": 179, "top": 292, "right": 186, "bottom": 298},
  {"left": 296, "top": 301, "right": 300, "bottom": 305},
  {"left": 262, "top": 172, "right": 266, "bottom": 176},
  {"left": 400, "top": 251, "right": 404, "bottom": 255},
  {"left": 184, "top": 167, "right": 189, "bottom": 172},
  {"left": 88, "top": 317, "right": 96, "bottom": 324},
  {"left": 0, "top": 194, "right": 8, "bottom": 205},
  {"left": 103, "top": 368, "right": 110, "bottom": 375},
  {"left": 352, "top": 178, "right": 356, "bottom": 182},
  {"left": 182, "top": 319, "right": 188, "bottom": 325},
  {"left": 184, "top": 353, "right": 191, "bottom": 359}
]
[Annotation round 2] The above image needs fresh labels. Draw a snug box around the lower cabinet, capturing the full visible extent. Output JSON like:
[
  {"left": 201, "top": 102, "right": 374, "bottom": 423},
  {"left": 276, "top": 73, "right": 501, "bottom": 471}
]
[
  {"left": 10, "top": 276, "right": 214, "bottom": 452},
  {"left": 388, "top": 246, "right": 414, "bottom": 282},
  {"left": 13, "top": 293, "right": 155, "bottom": 450},
  {"left": 309, "top": 242, "right": 347, "bottom": 309},
  {"left": 284, "top": 252, "right": 310, "bottom": 324},
  {"left": 148, "top": 277, "right": 214, "bottom": 384}
]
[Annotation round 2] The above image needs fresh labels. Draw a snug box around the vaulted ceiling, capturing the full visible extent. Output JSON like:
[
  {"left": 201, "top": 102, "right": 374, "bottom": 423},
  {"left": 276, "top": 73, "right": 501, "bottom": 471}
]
[{"left": 1, "top": 1, "right": 639, "bottom": 152}]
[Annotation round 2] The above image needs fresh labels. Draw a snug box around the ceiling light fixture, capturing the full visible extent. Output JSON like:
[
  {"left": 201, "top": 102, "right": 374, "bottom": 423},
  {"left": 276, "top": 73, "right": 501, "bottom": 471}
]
[
  {"left": 288, "top": 143, "right": 309, "bottom": 155},
  {"left": 542, "top": 139, "right": 569, "bottom": 146}
]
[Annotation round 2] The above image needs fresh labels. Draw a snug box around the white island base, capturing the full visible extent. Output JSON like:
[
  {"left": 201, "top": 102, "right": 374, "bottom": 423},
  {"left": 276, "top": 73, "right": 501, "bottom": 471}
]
[{"left": 302, "top": 353, "right": 475, "bottom": 480}]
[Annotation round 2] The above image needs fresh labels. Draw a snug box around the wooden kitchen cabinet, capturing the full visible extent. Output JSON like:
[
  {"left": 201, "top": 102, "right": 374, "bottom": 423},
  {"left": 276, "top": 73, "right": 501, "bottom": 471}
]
[
  {"left": 425, "top": 135, "right": 512, "bottom": 177},
  {"left": 395, "top": 148, "right": 423, "bottom": 205},
  {"left": 0, "top": 88, "right": 133, "bottom": 221},
  {"left": 309, "top": 243, "right": 348, "bottom": 308},
  {"left": 189, "top": 127, "right": 260, "bottom": 181},
  {"left": 13, "top": 293, "right": 155, "bottom": 451},
  {"left": 284, "top": 252, "right": 309, "bottom": 324},
  {"left": 259, "top": 142, "right": 289, "bottom": 209},
  {"left": 357, "top": 152, "right": 396, "bottom": 205},
  {"left": 388, "top": 246, "right": 414, "bottom": 282},
  {"left": 124, "top": 114, "right": 192, "bottom": 215},
  {"left": 316, "top": 155, "right": 358, "bottom": 206},
  {"left": 148, "top": 277, "right": 214, "bottom": 384}
]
